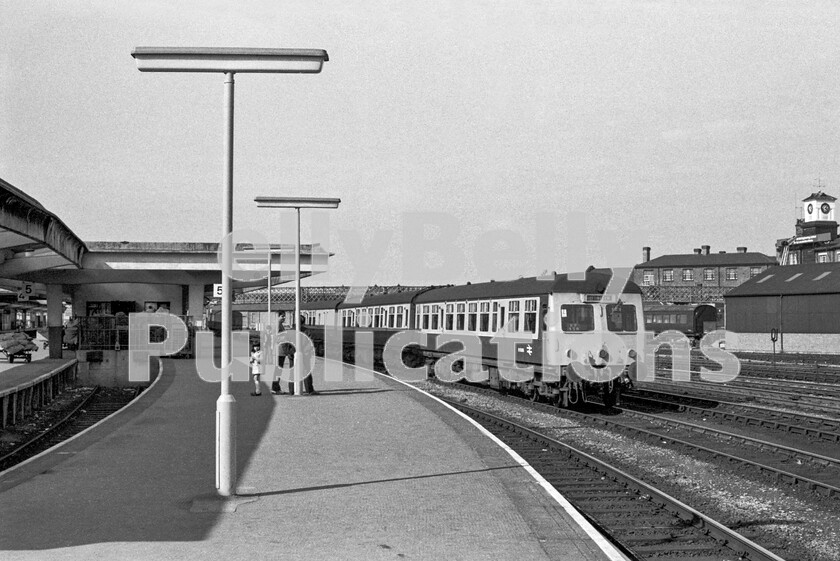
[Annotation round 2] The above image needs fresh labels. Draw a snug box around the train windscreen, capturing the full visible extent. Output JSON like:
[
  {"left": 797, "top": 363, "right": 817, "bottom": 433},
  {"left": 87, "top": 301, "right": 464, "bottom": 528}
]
[
  {"left": 606, "top": 303, "right": 637, "bottom": 332},
  {"left": 561, "top": 304, "right": 594, "bottom": 332}
]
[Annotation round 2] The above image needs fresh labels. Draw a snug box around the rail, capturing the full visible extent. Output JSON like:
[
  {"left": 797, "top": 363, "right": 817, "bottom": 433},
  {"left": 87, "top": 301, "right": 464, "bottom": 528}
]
[{"left": 448, "top": 398, "right": 786, "bottom": 561}]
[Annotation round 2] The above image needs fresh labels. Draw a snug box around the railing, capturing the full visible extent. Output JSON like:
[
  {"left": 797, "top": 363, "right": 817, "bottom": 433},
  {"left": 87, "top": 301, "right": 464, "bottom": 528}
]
[
  {"left": 642, "top": 285, "right": 728, "bottom": 303},
  {"left": 227, "top": 285, "right": 430, "bottom": 306},
  {"left": 77, "top": 315, "right": 195, "bottom": 357}
]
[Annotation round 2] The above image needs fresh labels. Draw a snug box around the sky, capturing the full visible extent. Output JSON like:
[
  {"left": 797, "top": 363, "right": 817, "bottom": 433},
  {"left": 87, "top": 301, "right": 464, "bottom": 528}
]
[{"left": 2, "top": 1, "right": 840, "bottom": 288}]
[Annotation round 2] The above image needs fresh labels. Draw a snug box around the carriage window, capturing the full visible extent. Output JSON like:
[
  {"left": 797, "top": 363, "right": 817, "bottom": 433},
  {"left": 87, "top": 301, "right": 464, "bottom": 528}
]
[
  {"left": 445, "top": 303, "right": 454, "bottom": 330},
  {"left": 479, "top": 302, "right": 490, "bottom": 332},
  {"left": 677, "top": 314, "right": 687, "bottom": 324},
  {"left": 388, "top": 306, "right": 395, "bottom": 328},
  {"left": 456, "top": 303, "right": 465, "bottom": 330},
  {"left": 606, "top": 304, "right": 637, "bottom": 332},
  {"left": 508, "top": 300, "right": 520, "bottom": 331},
  {"left": 524, "top": 299, "right": 538, "bottom": 333},
  {"left": 561, "top": 304, "right": 594, "bottom": 332},
  {"left": 468, "top": 302, "right": 478, "bottom": 331},
  {"left": 492, "top": 302, "right": 499, "bottom": 332},
  {"left": 431, "top": 305, "right": 440, "bottom": 330}
]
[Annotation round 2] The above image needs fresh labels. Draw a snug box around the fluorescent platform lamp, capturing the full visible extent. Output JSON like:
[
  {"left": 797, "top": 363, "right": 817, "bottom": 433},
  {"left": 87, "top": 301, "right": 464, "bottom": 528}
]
[
  {"left": 132, "top": 47, "right": 328, "bottom": 73},
  {"left": 133, "top": 46, "right": 328, "bottom": 498},
  {"left": 255, "top": 197, "right": 341, "bottom": 397}
]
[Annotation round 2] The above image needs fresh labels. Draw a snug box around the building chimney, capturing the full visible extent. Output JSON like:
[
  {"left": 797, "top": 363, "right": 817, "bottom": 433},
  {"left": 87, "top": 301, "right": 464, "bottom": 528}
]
[
  {"left": 701, "top": 245, "right": 710, "bottom": 255},
  {"left": 642, "top": 246, "right": 651, "bottom": 262},
  {"left": 693, "top": 248, "right": 702, "bottom": 255},
  {"left": 737, "top": 246, "right": 747, "bottom": 253}
]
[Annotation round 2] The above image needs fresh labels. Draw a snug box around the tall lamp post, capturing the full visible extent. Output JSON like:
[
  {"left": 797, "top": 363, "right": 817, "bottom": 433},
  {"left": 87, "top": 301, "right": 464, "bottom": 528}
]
[
  {"left": 255, "top": 197, "right": 340, "bottom": 396},
  {"left": 132, "top": 47, "right": 329, "bottom": 497}
]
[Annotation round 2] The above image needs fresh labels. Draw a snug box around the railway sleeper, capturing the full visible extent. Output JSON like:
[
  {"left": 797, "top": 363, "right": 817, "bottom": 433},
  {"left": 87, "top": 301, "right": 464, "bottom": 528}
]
[
  {"left": 562, "top": 491, "right": 640, "bottom": 501},
  {"left": 582, "top": 506, "right": 666, "bottom": 517}
]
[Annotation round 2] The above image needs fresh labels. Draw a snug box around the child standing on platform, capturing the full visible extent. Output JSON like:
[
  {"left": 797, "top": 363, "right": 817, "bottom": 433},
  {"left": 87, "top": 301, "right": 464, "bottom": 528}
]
[{"left": 250, "top": 343, "right": 262, "bottom": 396}]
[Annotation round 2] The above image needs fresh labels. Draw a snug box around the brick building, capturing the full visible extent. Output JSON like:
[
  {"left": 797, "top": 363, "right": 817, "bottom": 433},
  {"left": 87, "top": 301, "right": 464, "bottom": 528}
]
[{"left": 633, "top": 246, "right": 776, "bottom": 304}]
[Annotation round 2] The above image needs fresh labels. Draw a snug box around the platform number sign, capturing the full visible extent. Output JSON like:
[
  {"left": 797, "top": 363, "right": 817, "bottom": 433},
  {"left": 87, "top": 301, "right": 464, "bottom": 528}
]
[
  {"left": 213, "top": 284, "right": 224, "bottom": 298},
  {"left": 17, "top": 283, "right": 32, "bottom": 301}
]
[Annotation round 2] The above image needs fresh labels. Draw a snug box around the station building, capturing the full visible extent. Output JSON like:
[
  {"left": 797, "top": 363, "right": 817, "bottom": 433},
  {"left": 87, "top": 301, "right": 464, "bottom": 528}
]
[{"left": 725, "top": 261, "right": 840, "bottom": 354}]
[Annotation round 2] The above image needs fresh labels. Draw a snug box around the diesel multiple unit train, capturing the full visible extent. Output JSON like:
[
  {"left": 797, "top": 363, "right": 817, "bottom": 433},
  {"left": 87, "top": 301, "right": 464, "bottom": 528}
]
[{"left": 298, "top": 268, "right": 646, "bottom": 407}]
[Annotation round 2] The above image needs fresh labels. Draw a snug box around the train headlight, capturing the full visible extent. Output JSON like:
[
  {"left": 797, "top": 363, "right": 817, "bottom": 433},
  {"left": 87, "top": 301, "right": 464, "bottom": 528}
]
[
  {"left": 598, "top": 348, "right": 609, "bottom": 361},
  {"left": 628, "top": 349, "right": 637, "bottom": 360},
  {"left": 565, "top": 349, "right": 577, "bottom": 360}
]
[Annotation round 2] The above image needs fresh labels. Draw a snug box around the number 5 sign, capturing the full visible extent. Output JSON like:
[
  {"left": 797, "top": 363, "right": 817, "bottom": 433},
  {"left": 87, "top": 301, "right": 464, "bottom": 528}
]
[
  {"left": 213, "top": 284, "right": 224, "bottom": 298},
  {"left": 17, "top": 283, "right": 32, "bottom": 301}
]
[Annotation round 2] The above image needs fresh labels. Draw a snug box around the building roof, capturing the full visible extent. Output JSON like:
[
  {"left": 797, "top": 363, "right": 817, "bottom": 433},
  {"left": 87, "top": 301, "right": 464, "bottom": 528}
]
[
  {"left": 637, "top": 252, "right": 776, "bottom": 269},
  {"left": 803, "top": 190, "right": 837, "bottom": 202},
  {"left": 725, "top": 262, "right": 840, "bottom": 297}
]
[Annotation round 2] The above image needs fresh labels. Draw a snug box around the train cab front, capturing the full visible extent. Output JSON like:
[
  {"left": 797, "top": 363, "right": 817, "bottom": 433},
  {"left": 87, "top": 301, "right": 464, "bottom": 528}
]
[{"left": 547, "top": 291, "right": 644, "bottom": 408}]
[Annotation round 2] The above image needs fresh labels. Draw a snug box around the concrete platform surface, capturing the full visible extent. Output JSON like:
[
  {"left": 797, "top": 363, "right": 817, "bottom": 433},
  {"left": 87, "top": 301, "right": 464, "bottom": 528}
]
[{"left": 0, "top": 356, "right": 626, "bottom": 561}]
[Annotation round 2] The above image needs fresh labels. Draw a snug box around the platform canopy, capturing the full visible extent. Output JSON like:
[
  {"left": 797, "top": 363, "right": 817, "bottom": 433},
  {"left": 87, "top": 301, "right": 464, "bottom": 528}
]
[
  {"left": 0, "top": 178, "right": 332, "bottom": 320},
  {"left": 0, "top": 179, "right": 87, "bottom": 294}
]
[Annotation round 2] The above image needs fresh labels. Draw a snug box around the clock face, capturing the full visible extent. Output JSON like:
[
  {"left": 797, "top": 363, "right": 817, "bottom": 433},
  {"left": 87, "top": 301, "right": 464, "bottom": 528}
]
[
  {"left": 807, "top": 203, "right": 814, "bottom": 214},
  {"left": 821, "top": 202, "right": 831, "bottom": 214}
]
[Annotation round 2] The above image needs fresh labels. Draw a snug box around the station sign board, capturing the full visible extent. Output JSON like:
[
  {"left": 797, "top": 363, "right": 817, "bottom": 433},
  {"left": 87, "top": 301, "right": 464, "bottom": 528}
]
[{"left": 17, "top": 283, "right": 32, "bottom": 301}]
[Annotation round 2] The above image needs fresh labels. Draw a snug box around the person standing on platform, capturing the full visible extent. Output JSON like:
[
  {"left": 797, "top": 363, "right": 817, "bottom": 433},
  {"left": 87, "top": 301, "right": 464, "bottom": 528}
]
[
  {"left": 249, "top": 343, "right": 262, "bottom": 396},
  {"left": 271, "top": 322, "right": 286, "bottom": 395},
  {"left": 283, "top": 316, "right": 316, "bottom": 395}
]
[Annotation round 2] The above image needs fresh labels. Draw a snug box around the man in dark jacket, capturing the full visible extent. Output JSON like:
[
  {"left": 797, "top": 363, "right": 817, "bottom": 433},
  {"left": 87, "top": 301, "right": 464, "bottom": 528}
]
[{"left": 281, "top": 316, "right": 316, "bottom": 395}]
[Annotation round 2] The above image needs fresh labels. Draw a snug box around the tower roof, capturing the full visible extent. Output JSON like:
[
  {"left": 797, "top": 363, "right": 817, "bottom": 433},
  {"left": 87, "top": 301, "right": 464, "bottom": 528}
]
[{"left": 802, "top": 190, "right": 837, "bottom": 202}]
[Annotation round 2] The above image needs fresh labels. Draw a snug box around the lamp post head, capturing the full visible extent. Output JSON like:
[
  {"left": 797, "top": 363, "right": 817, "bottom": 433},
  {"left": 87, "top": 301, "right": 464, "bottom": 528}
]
[
  {"left": 255, "top": 197, "right": 341, "bottom": 209},
  {"left": 132, "top": 47, "right": 329, "bottom": 73}
]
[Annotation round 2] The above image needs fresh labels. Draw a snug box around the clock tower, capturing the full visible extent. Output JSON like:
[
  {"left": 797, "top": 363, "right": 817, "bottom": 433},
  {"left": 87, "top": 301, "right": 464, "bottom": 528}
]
[{"left": 800, "top": 191, "right": 837, "bottom": 238}]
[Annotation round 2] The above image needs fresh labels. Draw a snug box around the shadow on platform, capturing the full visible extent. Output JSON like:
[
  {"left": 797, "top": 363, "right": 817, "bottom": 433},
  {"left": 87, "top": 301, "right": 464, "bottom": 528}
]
[{"left": 0, "top": 356, "right": 275, "bottom": 550}]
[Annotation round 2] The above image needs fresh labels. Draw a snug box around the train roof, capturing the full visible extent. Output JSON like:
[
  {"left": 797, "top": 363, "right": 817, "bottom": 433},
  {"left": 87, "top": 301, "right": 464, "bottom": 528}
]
[
  {"left": 413, "top": 268, "right": 641, "bottom": 304},
  {"left": 300, "top": 298, "right": 344, "bottom": 311},
  {"left": 643, "top": 304, "right": 716, "bottom": 313},
  {"left": 335, "top": 288, "right": 431, "bottom": 309}
]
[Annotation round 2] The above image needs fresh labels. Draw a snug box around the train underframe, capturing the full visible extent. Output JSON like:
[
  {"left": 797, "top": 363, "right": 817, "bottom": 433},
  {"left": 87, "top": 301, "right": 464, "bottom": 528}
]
[{"left": 309, "top": 334, "right": 627, "bottom": 409}]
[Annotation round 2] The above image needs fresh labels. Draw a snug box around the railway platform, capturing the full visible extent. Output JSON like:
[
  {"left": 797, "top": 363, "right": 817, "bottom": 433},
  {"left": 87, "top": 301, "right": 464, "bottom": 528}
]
[{"left": 0, "top": 356, "right": 626, "bottom": 561}]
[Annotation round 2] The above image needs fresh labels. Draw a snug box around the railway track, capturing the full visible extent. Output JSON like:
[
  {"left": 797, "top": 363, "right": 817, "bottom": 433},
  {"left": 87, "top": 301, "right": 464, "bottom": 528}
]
[
  {"left": 623, "top": 389, "right": 840, "bottom": 443},
  {"left": 445, "top": 397, "right": 786, "bottom": 561},
  {"left": 636, "top": 377, "right": 840, "bottom": 416},
  {"left": 0, "top": 386, "right": 139, "bottom": 472},
  {"left": 601, "top": 405, "right": 840, "bottom": 497}
]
